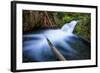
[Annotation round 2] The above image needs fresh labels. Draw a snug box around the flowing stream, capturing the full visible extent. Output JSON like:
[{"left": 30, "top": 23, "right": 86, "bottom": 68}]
[{"left": 23, "top": 20, "right": 90, "bottom": 62}]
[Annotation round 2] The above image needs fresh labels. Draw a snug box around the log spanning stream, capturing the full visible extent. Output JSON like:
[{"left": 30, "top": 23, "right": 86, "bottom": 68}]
[{"left": 23, "top": 20, "right": 90, "bottom": 62}]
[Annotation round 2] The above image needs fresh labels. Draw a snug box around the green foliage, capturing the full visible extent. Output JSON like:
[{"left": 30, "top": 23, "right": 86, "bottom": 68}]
[
  {"left": 50, "top": 12, "right": 91, "bottom": 41},
  {"left": 73, "top": 13, "right": 91, "bottom": 41},
  {"left": 23, "top": 10, "right": 91, "bottom": 41}
]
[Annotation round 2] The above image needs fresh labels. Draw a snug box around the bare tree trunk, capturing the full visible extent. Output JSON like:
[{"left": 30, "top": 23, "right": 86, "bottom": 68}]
[{"left": 44, "top": 11, "right": 53, "bottom": 27}]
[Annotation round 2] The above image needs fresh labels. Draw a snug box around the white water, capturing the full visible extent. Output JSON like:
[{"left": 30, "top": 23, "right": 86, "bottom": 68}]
[
  {"left": 61, "top": 20, "right": 78, "bottom": 33},
  {"left": 23, "top": 20, "right": 90, "bottom": 62}
]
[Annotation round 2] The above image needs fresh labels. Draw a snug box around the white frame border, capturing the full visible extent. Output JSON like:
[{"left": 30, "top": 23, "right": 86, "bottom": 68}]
[{"left": 15, "top": 2, "right": 97, "bottom": 70}]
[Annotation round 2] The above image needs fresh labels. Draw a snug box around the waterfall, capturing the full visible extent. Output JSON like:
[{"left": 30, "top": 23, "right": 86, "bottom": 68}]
[
  {"left": 61, "top": 20, "right": 78, "bottom": 33},
  {"left": 23, "top": 20, "right": 90, "bottom": 62}
]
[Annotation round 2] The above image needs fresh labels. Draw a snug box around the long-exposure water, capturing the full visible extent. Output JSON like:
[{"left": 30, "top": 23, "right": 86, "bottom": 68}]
[{"left": 23, "top": 20, "right": 90, "bottom": 62}]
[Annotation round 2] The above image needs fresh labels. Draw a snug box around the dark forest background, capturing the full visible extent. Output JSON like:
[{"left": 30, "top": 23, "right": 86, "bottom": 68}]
[{"left": 23, "top": 10, "right": 91, "bottom": 41}]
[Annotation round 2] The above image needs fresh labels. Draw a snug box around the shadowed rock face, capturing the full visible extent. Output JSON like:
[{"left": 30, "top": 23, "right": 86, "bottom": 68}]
[{"left": 23, "top": 29, "right": 90, "bottom": 62}]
